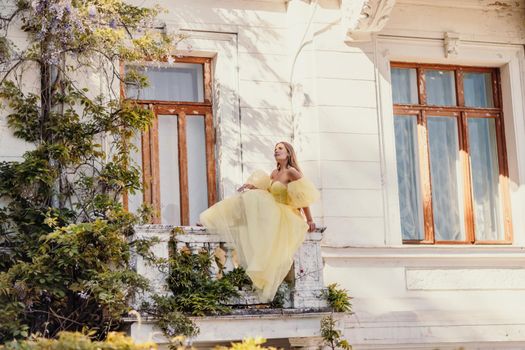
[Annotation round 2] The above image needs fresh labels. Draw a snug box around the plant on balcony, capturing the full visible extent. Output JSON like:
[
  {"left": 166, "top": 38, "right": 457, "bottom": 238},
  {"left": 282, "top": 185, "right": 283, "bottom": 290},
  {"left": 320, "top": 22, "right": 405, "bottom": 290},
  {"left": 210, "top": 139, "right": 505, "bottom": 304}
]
[
  {"left": 323, "top": 283, "right": 352, "bottom": 313},
  {"left": 0, "top": 0, "right": 180, "bottom": 342},
  {"left": 320, "top": 284, "right": 352, "bottom": 349},
  {"left": 139, "top": 238, "right": 244, "bottom": 338},
  {"left": 320, "top": 314, "right": 351, "bottom": 350}
]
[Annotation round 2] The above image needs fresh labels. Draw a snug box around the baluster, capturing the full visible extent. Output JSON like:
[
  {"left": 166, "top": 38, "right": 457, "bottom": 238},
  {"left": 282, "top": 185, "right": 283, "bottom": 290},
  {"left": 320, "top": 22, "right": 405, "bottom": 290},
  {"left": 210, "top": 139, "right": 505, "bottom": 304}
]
[
  {"left": 208, "top": 242, "right": 220, "bottom": 279},
  {"left": 189, "top": 242, "right": 203, "bottom": 255},
  {"left": 221, "top": 242, "right": 236, "bottom": 273}
]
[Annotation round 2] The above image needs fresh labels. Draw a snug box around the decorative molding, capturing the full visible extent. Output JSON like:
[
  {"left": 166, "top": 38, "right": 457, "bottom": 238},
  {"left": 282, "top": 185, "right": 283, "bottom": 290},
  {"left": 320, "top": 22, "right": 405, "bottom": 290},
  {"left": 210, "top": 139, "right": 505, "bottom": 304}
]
[
  {"left": 285, "top": 0, "right": 312, "bottom": 4},
  {"left": 179, "top": 28, "right": 237, "bottom": 42},
  {"left": 341, "top": 0, "right": 396, "bottom": 42},
  {"left": 397, "top": 0, "right": 524, "bottom": 11},
  {"left": 322, "top": 246, "right": 525, "bottom": 263},
  {"left": 344, "top": 310, "right": 525, "bottom": 348},
  {"left": 444, "top": 31, "right": 460, "bottom": 58},
  {"left": 286, "top": 0, "right": 312, "bottom": 3},
  {"left": 406, "top": 267, "right": 525, "bottom": 290},
  {"left": 289, "top": 336, "right": 324, "bottom": 349}
]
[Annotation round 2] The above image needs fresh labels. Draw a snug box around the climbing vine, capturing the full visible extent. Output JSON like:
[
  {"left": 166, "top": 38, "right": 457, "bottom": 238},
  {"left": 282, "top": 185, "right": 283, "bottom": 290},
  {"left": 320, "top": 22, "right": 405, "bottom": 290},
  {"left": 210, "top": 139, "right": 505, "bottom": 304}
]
[{"left": 0, "top": 0, "right": 181, "bottom": 342}]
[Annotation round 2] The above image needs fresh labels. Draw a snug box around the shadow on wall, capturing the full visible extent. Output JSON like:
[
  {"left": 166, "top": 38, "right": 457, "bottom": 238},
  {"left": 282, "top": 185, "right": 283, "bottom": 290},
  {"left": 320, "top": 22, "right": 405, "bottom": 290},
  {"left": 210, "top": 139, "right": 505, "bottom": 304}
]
[
  {"left": 164, "top": 2, "right": 295, "bottom": 182},
  {"left": 161, "top": 0, "right": 384, "bottom": 198}
]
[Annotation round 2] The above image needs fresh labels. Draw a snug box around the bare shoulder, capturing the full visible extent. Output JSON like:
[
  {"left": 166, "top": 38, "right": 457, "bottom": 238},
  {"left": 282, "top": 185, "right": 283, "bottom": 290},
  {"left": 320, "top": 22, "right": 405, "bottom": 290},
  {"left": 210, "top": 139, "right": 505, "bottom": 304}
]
[
  {"left": 287, "top": 167, "right": 303, "bottom": 181},
  {"left": 270, "top": 168, "right": 279, "bottom": 179}
]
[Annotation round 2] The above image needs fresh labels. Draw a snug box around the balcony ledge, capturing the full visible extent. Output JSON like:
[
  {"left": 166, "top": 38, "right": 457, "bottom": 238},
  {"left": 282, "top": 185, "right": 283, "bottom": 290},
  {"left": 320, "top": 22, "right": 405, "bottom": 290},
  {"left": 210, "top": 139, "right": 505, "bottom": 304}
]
[{"left": 127, "top": 311, "right": 343, "bottom": 345}]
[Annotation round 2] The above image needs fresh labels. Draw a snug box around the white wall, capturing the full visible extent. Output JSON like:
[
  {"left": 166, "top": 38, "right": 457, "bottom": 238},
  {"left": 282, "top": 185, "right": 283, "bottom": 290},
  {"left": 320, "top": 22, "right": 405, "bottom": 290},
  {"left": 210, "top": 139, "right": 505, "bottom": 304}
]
[{"left": 316, "top": 1, "right": 525, "bottom": 348}]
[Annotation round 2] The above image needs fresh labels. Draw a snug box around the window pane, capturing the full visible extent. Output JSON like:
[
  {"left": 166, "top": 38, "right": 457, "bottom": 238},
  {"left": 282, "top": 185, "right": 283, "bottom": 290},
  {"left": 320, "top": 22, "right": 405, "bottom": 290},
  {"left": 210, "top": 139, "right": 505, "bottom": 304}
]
[
  {"left": 428, "top": 116, "right": 466, "bottom": 240},
  {"left": 187, "top": 116, "right": 209, "bottom": 225},
  {"left": 394, "top": 115, "right": 425, "bottom": 240},
  {"left": 128, "top": 131, "right": 143, "bottom": 213},
  {"left": 126, "top": 63, "right": 204, "bottom": 102},
  {"left": 391, "top": 68, "right": 418, "bottom": 104},
  {"left": 158, "top": 115, "right": 181, "bottom": 225},
  {"left": 468, "top": 118, "right": 503, "bottom": 240},
  {"left": 464, "top": 72, "right": 494, "bottom": 108},
  {"left": 425, "top": 70, "right": 456, "bottom": 106}
]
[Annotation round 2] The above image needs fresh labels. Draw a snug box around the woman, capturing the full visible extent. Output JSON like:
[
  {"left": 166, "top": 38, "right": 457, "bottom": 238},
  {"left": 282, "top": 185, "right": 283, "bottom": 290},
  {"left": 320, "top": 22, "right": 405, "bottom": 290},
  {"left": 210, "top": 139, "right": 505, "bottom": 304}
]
[{"left": 199, "top": 141, "right": 319, "bottom": 302}]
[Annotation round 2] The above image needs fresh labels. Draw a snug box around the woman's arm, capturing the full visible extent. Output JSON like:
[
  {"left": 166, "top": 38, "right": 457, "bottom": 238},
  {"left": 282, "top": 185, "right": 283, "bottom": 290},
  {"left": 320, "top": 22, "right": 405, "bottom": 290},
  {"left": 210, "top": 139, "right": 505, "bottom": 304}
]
[
  {"left": 302, "top": 206, "right": 316, "bottom": 232},
  {"left": 288, "top": 168, "right": 316, "bottom": 232},
  {"left": 237, "top": 183, "right": 256, "bottom": 192}
]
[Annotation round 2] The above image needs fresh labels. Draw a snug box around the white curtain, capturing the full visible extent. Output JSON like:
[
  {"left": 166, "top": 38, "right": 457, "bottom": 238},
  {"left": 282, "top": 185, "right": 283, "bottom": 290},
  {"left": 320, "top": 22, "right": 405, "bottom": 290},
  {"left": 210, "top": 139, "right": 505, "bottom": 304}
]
[
  {"left": 126, "top": 63, "right": 204, "bottom": 102},
  {"left": 391, "top": 68, "right": 418, "bottom": 104},
  {"left": 426, "top": 70, "right": 456, "bottom": 106},
  {"left": 464, "top": 72, "right": 493, "bottom": 108},
  {"left": 428, "top": 116, "right": 466, "bottom": 241},
  {"left": 186, "top": 116, "right": 209, "bottom": 225},
  {"left": 394, "top": 116, "right": 424, "bottom": 240},
  {"left": 158, "top": 115, "right": 181, "bottom": 225},
  {"left": 468, "top": 118, "right": 502, "bottom": 240},
  {"left": 152, "top": 115, "right": 209, "bottom": 225}
]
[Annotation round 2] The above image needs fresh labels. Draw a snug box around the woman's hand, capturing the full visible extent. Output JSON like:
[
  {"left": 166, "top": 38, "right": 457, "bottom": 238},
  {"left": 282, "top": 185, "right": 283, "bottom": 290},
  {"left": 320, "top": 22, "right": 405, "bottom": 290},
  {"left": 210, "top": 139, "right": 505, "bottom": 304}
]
[
  {"left": 302, "top": 207, "right": 315, "bottom": 232},
  {"left": 307, "top": 220, "right": 316, "bottom": 233},
  {"left": 237, "top": 183, "right": 256, "bottom": 192}
]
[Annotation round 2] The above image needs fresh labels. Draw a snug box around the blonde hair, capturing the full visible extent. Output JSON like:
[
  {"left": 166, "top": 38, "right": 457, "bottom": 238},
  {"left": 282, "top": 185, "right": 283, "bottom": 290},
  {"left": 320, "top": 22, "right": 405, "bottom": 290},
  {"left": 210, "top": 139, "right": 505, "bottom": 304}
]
[{"left": 275, "top": 141, "right": 301, "bottom": 173}]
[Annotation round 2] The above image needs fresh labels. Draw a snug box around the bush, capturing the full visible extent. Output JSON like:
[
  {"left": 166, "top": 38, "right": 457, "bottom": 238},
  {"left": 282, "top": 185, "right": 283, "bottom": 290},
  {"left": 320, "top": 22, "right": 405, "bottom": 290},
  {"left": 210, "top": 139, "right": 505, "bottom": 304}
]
[
  {"left": 0, "top": 332, "right": 156, "bottom": 350},
  {"left": 139, "top": 245, "right": 243, "bottom": 338},
  {"left": 0, "top": 0, "right": 181, "bottom": 341},
  {"left": 0, "top": 208, "right": 153, "bottom": 340}
]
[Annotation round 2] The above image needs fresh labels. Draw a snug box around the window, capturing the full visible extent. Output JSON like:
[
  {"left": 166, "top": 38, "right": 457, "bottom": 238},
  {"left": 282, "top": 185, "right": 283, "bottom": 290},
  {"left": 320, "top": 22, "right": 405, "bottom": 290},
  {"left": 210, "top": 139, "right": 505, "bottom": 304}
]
[
  {"left": 123, "top": 57, "right": 216, "bottom": 225},
  {"left": 391, "top": 63, "right": 512, "bottom": 244}
]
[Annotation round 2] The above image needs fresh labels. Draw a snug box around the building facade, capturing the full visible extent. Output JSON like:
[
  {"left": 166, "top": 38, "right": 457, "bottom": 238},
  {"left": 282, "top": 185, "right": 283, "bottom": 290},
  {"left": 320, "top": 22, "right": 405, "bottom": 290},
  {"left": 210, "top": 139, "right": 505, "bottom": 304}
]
[{"left": 2, "top": 0, "right": 525, "bottom": 348}]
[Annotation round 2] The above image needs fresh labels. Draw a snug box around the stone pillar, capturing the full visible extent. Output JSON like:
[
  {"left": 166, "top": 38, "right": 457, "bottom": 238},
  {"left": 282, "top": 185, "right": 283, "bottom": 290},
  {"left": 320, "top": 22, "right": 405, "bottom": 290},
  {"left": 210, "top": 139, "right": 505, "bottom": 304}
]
[
  {"left": 292, "top": 231, "right": 328, "bottom": 309},
  {"left": 131, "top": 225, "right": 172, "bottom": 308}
]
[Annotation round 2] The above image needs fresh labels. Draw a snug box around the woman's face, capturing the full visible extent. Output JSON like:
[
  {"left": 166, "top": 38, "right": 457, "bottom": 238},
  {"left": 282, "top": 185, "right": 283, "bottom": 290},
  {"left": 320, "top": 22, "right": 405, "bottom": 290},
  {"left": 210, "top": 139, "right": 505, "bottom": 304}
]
[{"left": 274, "top": 143, "right": 288, "bottom": 161}]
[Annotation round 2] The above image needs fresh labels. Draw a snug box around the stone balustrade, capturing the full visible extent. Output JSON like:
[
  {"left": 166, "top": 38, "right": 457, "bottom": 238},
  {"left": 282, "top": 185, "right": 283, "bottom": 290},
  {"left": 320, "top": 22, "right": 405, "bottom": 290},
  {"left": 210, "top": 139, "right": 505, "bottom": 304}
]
[{"left": 132, "top": 225, "right": 328, "bottom": 310}]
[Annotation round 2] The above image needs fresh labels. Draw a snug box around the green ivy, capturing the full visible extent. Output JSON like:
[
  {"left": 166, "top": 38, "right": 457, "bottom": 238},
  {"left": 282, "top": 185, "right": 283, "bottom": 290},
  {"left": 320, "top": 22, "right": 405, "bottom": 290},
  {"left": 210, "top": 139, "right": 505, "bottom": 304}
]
[{"left": 0, "top": 0, "right": 178, "bottom": 342}]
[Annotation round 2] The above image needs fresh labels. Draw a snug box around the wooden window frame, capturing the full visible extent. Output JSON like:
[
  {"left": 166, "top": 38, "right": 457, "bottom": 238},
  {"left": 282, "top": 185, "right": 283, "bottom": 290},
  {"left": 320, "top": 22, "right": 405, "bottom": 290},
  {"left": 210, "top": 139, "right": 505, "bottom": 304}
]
[
  {"left": 122, "top": 56, "right": 216, "bottom": 225},
  {"left": 391, "top": 62, "right": 512, "bottom": 245}
]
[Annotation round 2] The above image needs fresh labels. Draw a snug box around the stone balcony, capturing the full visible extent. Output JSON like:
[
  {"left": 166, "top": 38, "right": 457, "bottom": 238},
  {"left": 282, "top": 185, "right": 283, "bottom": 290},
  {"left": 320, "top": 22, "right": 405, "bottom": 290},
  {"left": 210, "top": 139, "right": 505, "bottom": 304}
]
[{"left": 128, "top": 225, "right": 336, "bottom": 349}]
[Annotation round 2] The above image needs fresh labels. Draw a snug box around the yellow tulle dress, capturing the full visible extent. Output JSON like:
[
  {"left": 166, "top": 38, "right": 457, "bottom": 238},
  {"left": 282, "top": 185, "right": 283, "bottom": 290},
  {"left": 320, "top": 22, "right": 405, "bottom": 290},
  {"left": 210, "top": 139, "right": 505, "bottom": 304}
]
[{"left": 199, "top": 170, "right": 320, "bottom": 302}]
